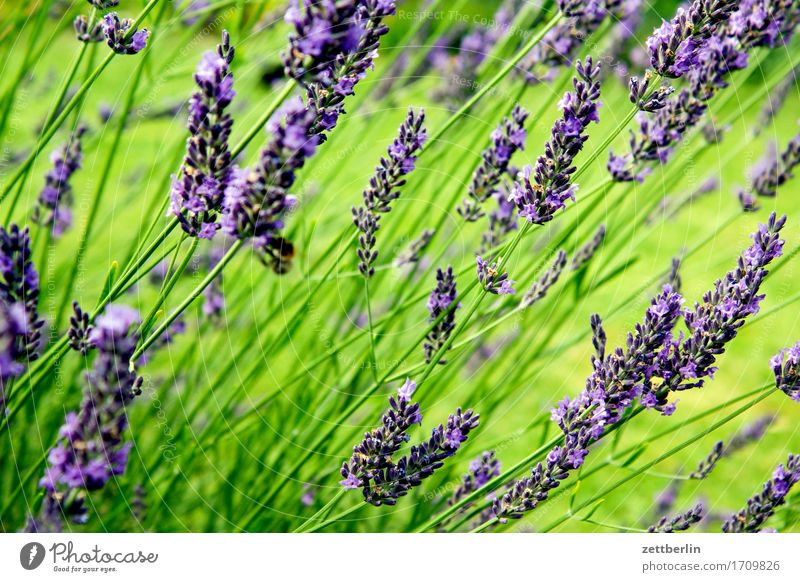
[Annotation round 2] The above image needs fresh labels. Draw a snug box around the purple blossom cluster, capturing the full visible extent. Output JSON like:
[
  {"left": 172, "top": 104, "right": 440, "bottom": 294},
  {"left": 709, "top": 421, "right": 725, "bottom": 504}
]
[
  {"left": 771, "top": 341, "right": 800, "bottom": 401},
  {"left": 0, "top": 225, "right": 43, "bottom": 402},
  {"left": 431, "top": 0, "right": 519, "bottom": 103},
  {"left": 648, "top": 502, "right": 705, "bottom": 533},
  {"left": 510, "top": 58, "right": 601, "bottom": 224},
  {"left": 31, "top": 305, "right": 142, "bottom": 531},
  {"left": 33, "top": 126, "right": 86, "bottom": 238},
  {"left": 689, "top": 416, "right": 775, "bottom": 480},
  {"left": 521, "top": 0, "right": 637, "bottom": 83},
  {"left": 340, "top": 379, "right": 479, "bottom": 505},
  {"left": 283, "top": 0, "right": 393, "bottom": 87},
  {"left": 611, "top": 0, "right": 798, "bottom": 183},
  {"left": 571, "top": 225, "right": 606, "bottom": 271},
  {"left": 67, "top": 301, "right": 93, "bottom": 356},
  {"left": 424, "top": 266, "right": 460, "bottom": 365},
  {"left": 292, "top": 1, "right": 396, "bottom": 138},
  {"left": 492, "top": 286, "right": 684, "bottom": 521},
  {"left": 521, "top": 250, "right": 568, "bottom": 308},
  {"left": 101, "top": 13, "right": 149, "bottom": 55},
  {"left": 170, "top": 32, "right": 236, "bottom": 239},
  {"left": 723, "top": 454, "right": 800, "bottom": 532},
  {"left": 222, "top": 97, "right": 319, "bottom": 261},
  {"left": 74, "top": 15, "right": 103, "bottom": 43},
  {"left": 458, "top": 105, "right": 528, "bottom": 222},
  {"left": 476, "top": 256, "right": 515, "bottom": 295},
  {"left": 725, "top": 0, "right": 800, "bottom": 48},
  {"left": 646, "top": 0, "right": 737, "bottom": 78},
  {"left": 353, "top": 108, "right": 427, "bottom": 277},
  {"left": 641, "top": 213, "right": 786, "bottom": 413},
  {"left": 449, "top": 450, "right": 500, "bottom": 506}
]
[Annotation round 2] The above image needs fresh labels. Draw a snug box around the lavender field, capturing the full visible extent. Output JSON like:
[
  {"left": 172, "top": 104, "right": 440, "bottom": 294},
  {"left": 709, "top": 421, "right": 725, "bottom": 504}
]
[{"left": 1, "top": 0, "right": 800, "bottom": 534}]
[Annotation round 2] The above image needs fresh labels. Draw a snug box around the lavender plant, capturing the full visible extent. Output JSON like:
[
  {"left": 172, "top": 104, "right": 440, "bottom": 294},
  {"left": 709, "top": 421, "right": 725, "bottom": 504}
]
[
  {"left": 0, "top": 225, "right": 43, "bottom": 400},
  {"left": 723, "top": 454, "right": 800, "bottom": 532},
  {"left": 30, "top": 305, "right": 142, "bottom": 531},
  {"left": 458, "top": 105, "right": 528, "bottom": 222},
  {"left": 510, "top": 58, "right": 601, "bottom": 224},
  {"left": 170, "top": 31, "right": 236, "bottom": 240},
  {"left": 353, "top": 108, "right": 427, "bottom": 277},
  {"left": 424, "top": 267, "right": 460, "bottom": 364},
  {"left": 340, "top": 379, "right": 479, "bottom": 505}
]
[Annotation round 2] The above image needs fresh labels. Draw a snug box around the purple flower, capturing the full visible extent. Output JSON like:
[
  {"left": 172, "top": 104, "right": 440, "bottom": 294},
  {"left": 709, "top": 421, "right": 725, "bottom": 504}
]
[
  {"left": 289, "top": 1, "right": 396, "bottom": 139},
  {"left": 646, "top": 2, "right": 737, "bottom": 78},
  {"left": 511, "top": 58, "right": 601, "bottom": 225},
  {"left": 74, "top": 15, "right": 103, "bottom": 43},
  {"left": 0, "top": 225, "right": 43, "bottom": 398},
  {"left": 458, "top": 105, "right": 528, "bottom": 221},
  {"left": 520, "top": 0, "right": 607, "bottom": 84},
  {"left": 30, "top": 304, "right": 143, "bottom": 531},
  {"left": 723, "top": 454, "right": 800, "bottom": 532},
  {"left": 222, "top": 97, "right": 318, "bottom": 262},
  {"left": 397, "top": 378, "right": 416, "bottom": 403},
  {"left": 476, "top": 256, "right": 515, "bottom": 296},
  {"left": 102, "top": 13, "right": 149, "bottom": 55},
  {"left": 771, "top": 341, "right": 800, "bottom": 401},
  {"left": 749, "top": 134, "right": 800, "bottom": 199},
  {"left": 493, "top": 286, "right": 684, "bottom": 521},
  {"left": 170, "top": 32, "right": 236, "bottom": 239},
  {"left": 397, "top": 229, "right": 434, "bottom": 267},
  {"left": 340, "top": 382, "right": 479, "bottom": 505},
  {"left": 424, "top": 266, "right": 460, "bottom": 365},
  {"left": 450, "top": 451, "right": 501, "bottom": 506},
  {"left": 641, "top": 214, "right": 787, "bottom": 412},
  {"left": 649, "top": 502, "right": 705, "bottom": 532},
  {"left": 352, "top": 108, "right": 426, "bottom": 277}
]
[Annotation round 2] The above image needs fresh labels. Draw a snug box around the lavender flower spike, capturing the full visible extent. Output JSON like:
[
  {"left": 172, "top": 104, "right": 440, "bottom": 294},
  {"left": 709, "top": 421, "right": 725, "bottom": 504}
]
[
  {"left": 521, "top": 250, "right": 567, "bottom": 308},
  {"left": 353, "top": 108, "right": 427, "bottom": 277},
  {"left": 510, "top": 57, "right": 601, "bottom": 225},
  {"left": 723, "top": 454, "right": 800, "bottom": 533},
  {"left": 33, "top": 126, "right": 86, "bottom": 238},
  {"left": 74, "top": 15, "right": 103, "bottom": 43},
  {"left": 771, "top": 341, "right": 800, "bottom": 402},
  {"left": 646, "top": 1, "right": 736, "bottom": 78},
  {"left": 424, "top": 266, "right": 460, "bottom": 365},
  {"left": 648, "top": 502, "right": 705, "bottom": 532},
  {"left": 340, "top": 379, "right": 479, "bottom": 506},
  {"left": 30, "top": 305, "right": 142, "bottom": 531},
  {"left": 283, "top": 1, "right": 395, "bottom": 88},
  {"left": 222, "top": 97, "right": 319, "bottom": 261},
  {"left": 0, "top": 225, "right": 44, "bottom": 394},
  {"left": 492, "top": 286, "right": 684, "bottom": 521},
  {"left": 102, "top": 13, "right": 149, "bottom": 55},
  {"left": 450, "top": 451, "right": 501, "bottom": 506},
  {"left": 170, "top": 31, "right": 236, "bottom": 239},
  {"left": 642, "top": 213, "right": 787, "bottom": 414},
  {"left": 476, "top": 256, "right": 515, "bottom": 295},
  {"left": 458, "top": 105, "right": 528, "bottom": 222},
  {"left": 297, "top": 1, "right": 397, "bottom": 139}
]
